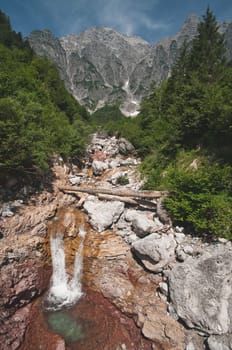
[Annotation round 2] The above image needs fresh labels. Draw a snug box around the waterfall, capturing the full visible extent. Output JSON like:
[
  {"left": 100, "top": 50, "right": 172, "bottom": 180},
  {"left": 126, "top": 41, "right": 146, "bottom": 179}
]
[{"left": 46, "top": 226, "right": 86, "bottom": 310}]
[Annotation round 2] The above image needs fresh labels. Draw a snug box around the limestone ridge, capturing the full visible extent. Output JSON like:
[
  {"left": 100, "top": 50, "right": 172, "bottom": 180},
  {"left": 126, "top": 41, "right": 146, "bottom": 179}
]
[
  {"left": 29, "top": 30, "right": 69, "bottom": 83},
  {"left": 28, "top": 15, "right": 232, "bottom": 116}
]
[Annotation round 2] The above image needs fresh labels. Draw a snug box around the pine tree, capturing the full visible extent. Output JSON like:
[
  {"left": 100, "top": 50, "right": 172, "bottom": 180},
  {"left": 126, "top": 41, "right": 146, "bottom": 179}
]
[
  {"left": 189, "top": 6, "right": 226, "bottom": 79},
  {"left": 0, "top": 10, "right": 12, "bottom": 47},
  {"left": 171, "top": 41, "right": 191, "bottom": 83}
]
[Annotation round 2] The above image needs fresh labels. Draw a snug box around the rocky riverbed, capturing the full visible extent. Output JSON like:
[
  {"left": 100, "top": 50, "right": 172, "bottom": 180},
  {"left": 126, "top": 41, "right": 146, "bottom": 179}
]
[{"left": 1, "top": 132, "right": 232, "bottom": 350}]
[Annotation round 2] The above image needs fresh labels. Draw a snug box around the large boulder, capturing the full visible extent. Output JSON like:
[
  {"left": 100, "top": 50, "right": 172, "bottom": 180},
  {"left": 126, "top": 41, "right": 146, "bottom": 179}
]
[
  {"left": 83, "top": 197, "right": 124, "bottom": 232},
  {"left": 92, "top": 160, "right": 108, "bottom": 176},
  {"left": 207, "top": 334, "right": 232, "bottom": 350},
  {"left": 132, "top": 216, "right": 163, "bottom": 238},
  {"left": 125, "top": 209, "right": 163, "bottom": 238},
  {"left": 118, "top": 138, "right": 135, "bottom": 155},
  {"left": 132, "top": 232, "right": 177, "bottom": 272},
  {"left": 167, "top": 244, "right": 232, "bottom": 335}
]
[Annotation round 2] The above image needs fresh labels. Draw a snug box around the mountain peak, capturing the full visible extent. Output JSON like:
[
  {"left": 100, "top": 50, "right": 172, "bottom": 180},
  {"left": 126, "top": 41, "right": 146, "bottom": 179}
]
[
  {"left": 62, "top": 26, "right": 150, "bottom": 49},
  {"left": 184, "top": 13, "right": 200, "bottom": 24},
  {"left": 28, "top": 15, "right": 232, "bottom": 116},
  {"left": 181, "top": 14, "right": 200, "bottom": 32}
]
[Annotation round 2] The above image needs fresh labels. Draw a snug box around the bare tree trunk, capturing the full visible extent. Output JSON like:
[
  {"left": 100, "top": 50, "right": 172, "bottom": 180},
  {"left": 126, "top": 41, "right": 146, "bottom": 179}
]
[{"left": 60, "top": 186, "right": 168, "bottom": 199}]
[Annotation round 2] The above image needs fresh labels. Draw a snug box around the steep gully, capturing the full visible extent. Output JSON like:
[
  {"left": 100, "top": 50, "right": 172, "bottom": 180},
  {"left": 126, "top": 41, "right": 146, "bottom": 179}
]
[{"left": 1, "top": 133, "right": 230, "bottom": 350}]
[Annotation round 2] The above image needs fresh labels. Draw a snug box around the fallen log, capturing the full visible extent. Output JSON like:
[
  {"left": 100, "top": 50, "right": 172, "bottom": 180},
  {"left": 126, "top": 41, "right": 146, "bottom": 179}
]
[
  {"left": 97, "top": 193, "right": 138, "bottom": 205},
  {"left": 60, "top": 187, "right": 157, "bottom": 208},
  {"left": 97, "top": 194, "right": 157, "bottom": 208},
  {"left": 60, "top": 186, "right": 168, "bottom": 199}
]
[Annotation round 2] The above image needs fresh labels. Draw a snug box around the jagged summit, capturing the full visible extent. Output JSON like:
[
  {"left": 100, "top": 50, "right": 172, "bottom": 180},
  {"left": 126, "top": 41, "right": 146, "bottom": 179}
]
[
  {"left": 156, "top": 14, "right": 200, "bottom": 49},
  {"left": 60, "top": 26, "right": 150, "bottom": 61},
  {"left": 178, "top": 14, "right": 200, "bottom": 41},
  {"left": 182, "top": 13, "right": 200, "bottom": 28},
  {"left": 28, "top": 16, "right": 232, "bottom": 116},
  {"left": 64, "top": 26, "right": 150, "bottom": 45}
]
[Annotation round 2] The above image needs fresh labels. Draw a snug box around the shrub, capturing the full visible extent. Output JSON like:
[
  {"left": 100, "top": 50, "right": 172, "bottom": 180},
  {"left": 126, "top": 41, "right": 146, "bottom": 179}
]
[
  {"left": 116, "top": 175, "right": 129, "bottom": 186},
  {"left": 163, "top": 161, "right": 232, "bottom": 238}
]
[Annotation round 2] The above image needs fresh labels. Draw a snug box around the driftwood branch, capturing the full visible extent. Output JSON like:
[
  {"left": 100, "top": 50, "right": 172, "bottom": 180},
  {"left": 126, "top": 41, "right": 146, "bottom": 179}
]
[{"left": 60, "top": 186, "right": 168, "bottom": 199}]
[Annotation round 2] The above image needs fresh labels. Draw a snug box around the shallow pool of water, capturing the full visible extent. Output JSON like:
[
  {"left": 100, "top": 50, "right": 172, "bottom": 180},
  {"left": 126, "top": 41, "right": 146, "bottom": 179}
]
[{"left": 22, "top": 287, "right": 153, "bottom": 350}]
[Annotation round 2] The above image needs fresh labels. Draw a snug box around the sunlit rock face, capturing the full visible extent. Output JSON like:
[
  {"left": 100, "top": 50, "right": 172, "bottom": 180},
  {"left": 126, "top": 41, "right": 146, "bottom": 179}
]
[
  {"left": 167, "top": 244, "right": 232, "bottom": 335},
  {"left": 28, "top": 16, "right": 232, "bottom": 116}
]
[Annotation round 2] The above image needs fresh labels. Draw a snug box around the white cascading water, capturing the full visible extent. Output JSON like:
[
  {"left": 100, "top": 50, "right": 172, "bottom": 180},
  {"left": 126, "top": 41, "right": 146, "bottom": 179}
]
[{"left": 46, "top": 226, "right": 86, "bottom": 310}]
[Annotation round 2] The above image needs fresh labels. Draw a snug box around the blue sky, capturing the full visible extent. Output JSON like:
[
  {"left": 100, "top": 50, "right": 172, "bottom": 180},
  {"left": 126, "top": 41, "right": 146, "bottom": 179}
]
[{"left": 1, "top": 0, "right": 232, "bottom": 43}]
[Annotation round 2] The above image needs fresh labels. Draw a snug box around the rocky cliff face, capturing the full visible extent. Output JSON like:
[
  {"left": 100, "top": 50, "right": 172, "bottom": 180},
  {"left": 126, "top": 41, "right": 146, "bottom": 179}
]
[{"left": 28, "top": 15, "right": 232, "bottom": 115}]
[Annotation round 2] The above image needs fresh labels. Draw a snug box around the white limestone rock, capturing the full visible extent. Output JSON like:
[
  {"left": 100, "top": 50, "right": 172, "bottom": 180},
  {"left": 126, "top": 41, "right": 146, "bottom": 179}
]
[
  {"left": 167, "top": 244, "right": 232, "bottom": 335},
  {"left": 83, "top": 197, "right": 124, "bottom": 232},
  {"left": 1, "top": 204, "right": 15, "bottom": 217},
  {"left": 118, "top": 138, "right": 135, "bottom": 155},
  {"left": 124, "top": 209, "right": 163, "bottom": 238},
  {"left": 132, "top": 233, "right": 177, "bottom": 273},
  {"left": 68, "top": 175, "right": 81, "bottom": 186},
  {"left": 92, "top": 160, "right": 108, "bottom": 176},
  {"left": 207, "top": 334, "right": 232, "bottom": 350}
]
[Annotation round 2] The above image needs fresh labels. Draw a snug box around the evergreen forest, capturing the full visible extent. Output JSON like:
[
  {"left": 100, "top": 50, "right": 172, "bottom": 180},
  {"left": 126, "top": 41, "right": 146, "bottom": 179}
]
[{"left": 1, "top": 8, "right": 231, "bottom": 239}]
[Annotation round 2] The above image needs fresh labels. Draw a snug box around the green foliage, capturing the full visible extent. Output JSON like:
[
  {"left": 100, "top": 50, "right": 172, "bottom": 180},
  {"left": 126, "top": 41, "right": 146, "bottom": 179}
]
[
  {"left": 0, "top": 10, "right": 90, "bottom": 176},
  {"left": 0, "top": 10, "right": 33, "bottom": 59},
  {"left": 91, "top": 105, "right": 124, "bottom": 124},
  {"left": 142, "top": 149, "right": 232, "bottom": 238},
  {"left": 163, "top": 159, "right": 232, "bottom": 238},
  {"left": 189, "top": 6, "right": 226, "bottom": 78},
  {"left": 116, "top": 175, "right": 129, "bottom": 186}
]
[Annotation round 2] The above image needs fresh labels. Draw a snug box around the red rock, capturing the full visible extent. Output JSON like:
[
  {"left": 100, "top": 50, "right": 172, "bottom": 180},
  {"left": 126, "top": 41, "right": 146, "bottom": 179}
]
[
  {"left": 0, "top": 262, "right": 51, "bottom": 350},
  {"left": 91, "top": 150, "right": 107, "bottom": 161}
]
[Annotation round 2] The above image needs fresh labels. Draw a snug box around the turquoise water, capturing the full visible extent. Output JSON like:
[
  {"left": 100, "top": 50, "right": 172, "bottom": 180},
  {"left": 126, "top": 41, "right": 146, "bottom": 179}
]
[
  {"left": 47, "top": 310, "right": 84, "bottom": 344},
  {"left": 42, "top": 289, "right": 152, "bottom": 350}
]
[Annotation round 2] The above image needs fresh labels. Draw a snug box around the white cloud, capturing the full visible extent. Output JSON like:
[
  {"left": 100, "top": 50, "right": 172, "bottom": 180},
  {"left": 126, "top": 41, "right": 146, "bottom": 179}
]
[
  {"left": 21, "top": 0, "right": 170, "bottom": 40},
  {"left": 96, "top": 0, "right": 169, "bottom": 37},
  {"left": 139, "top": 14, "right": 170, "bottom": 31}
]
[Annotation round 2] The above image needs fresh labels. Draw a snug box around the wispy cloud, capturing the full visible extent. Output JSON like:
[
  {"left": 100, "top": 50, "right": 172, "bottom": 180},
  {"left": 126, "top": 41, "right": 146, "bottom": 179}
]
[
  {"left": 33, "top": 0, "right": 170, "bottom": 38},
  {"left": 7, "top": 0, "right": 171, "bottom": 41},
  {"left": 2, "top": 0, "right": 232, "bottom": 44},
  {"left": 139, "top": 14, "right": 170, "bottom": 31},
  {"left": 95, "top": 0, "right": 170, "bottom": 38}
]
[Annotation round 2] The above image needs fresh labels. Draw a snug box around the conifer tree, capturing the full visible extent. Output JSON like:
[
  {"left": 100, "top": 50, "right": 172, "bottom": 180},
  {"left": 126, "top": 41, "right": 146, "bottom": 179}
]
[
  {"left": 189, "top": 6, "right": 226, "bottom": 79},
  {"left": 0, "top": 10, "right": 12, "bottom": 46}
]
